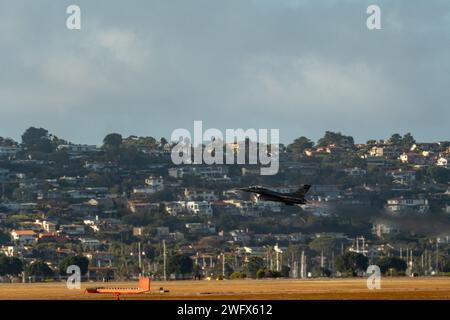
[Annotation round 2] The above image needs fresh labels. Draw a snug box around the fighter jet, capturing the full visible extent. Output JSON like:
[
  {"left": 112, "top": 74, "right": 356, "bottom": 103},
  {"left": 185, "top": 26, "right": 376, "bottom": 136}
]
[{"left": 238, "top": 184, "right": 311, "bottom": 206}]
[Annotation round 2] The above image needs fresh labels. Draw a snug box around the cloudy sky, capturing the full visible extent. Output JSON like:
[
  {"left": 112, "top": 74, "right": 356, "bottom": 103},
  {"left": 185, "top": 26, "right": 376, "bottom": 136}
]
[{"left": 0, "top": 0, "right": 449, "bottom": 145}]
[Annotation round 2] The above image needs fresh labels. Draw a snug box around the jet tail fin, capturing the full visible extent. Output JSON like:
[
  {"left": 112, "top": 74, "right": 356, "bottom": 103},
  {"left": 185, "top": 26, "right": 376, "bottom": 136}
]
[{"left": 292, "top": 184, "right": 311, "bottom": 198}]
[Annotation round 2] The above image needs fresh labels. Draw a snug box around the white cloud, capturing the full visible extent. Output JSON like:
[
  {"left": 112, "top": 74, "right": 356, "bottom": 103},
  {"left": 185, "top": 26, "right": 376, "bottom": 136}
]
[{"left": 94, "top": 29, "right": 150, "bottom": 68}]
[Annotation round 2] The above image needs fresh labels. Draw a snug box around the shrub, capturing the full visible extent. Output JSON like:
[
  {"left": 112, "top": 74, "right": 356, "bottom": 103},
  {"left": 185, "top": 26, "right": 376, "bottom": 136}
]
[{"left": 230, "top": 271, "right": 247, "bottom": 279}]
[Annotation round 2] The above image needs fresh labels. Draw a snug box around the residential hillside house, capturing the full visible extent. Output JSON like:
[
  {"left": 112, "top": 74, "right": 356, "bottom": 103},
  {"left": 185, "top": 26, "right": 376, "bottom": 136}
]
[
  {"left": 184, "top": 188, "right": 218, "bottom": 201},
  {"left": 0, "top": 146, "right": 20, "bottom": 158},
  {"left": 145, "top": 176, "right": 164, "bottom": 192},
  {"left": 164, "top": 201, "right": 186, "bottom": 216},
  {"left": 386, "top": 169, "right": 416, "bottom": 185},
  {"left": 372, "top": 220, "right": 399, "bottom": 238},
  {"left": 10, "top": 230, "right": 38, "bottom": 245},
  {"left": 386, "top": 197, "right": 429, "bottom": 215},
  {"left": 186, "top": 201, "right": 213, "bottom": 216},
  {"left": 437, "top": 157, "right": 450, "bottom": 169},
  {"left": 59, "top": 224, "right": 85, "bottom": 236},
  {"left": 369, "top": 145, "right": 402, "bottom": 159}
]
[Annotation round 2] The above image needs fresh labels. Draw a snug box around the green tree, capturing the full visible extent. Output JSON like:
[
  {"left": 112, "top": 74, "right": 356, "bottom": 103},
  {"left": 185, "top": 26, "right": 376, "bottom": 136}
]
[
  {"left": 317, "top": 131, "right": 354, "bottom": 148},
  {"left": 443, "top": 260, "right": 450, "bottom": 273},
  {"left": 427, "top": 166, "right": 450, "bottom": 184},
  {"left": 0, "top": 255, "right": 23, "bottom": 277},
  {"left": 21, "top": 127, "right": 54, "bottom": 152},
  {"left": 160, "top": 137, "right": 168, "bottom": 149},
  {"left": 288, "top": 136, "right": 314, "bottom": 159},
  {"left": 59, "top": 256, "right": 89, "bottom": 275},
  {"left": 245, "top": 257, "right": 265, "bottom": 278},
  {"left": 336, "top": 252, "right": 368, "bottom": 276},
  {"left": 401, "top": 133, "right": 415, "bottom": 150},
  {"left": 309, "top": 236, "right": 336, "bottom": 254},
  {"left": 167, "top": 254, "right": 193, "bottom": 275},
  {"left": 0, "top": 231, "right": 10, "bottom": 244},
  {"left": 377, "top": 256, "right": 407, "bottom": 274},
  {"left": 230, "top": 271, "right": 247, "bottom": 279},
  {"left": 28, "top": 261, "right": 54, "bottom": 277},
  {"left": 103, "top": 133, "right": 123, "bottom": 149},
  {"left": 388, "top": 133, "right": 402, "bottom": 145}
]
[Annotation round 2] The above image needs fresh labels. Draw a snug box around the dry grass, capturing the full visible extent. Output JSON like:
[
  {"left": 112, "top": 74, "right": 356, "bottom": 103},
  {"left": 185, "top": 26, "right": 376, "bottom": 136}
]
[{"left": 0, "top": 277, "right": 449, "bottom": 300}]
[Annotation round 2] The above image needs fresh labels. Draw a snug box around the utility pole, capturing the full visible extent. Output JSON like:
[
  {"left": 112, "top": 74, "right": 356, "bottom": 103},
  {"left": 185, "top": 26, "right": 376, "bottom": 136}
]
[
  {"left": 331, "top": 251, "right": 335, "bottom": 274},
  {"left": 320, "top": 250, "right": 324, "bottom": 268},
  {"left": 436, "top": 239, "right": 439, "bottom": 273},
  {"left": 163, "top": 240, "right": 167, "bottom": 281},
  {"left": 138, "top": 242, "right": 142, "bottom": 276},
  {"left": 222, "top": 253, "right": 225, "bottom": 277},
  {"left": 300, "top": 250, "right": 305, "bottom": 279}
]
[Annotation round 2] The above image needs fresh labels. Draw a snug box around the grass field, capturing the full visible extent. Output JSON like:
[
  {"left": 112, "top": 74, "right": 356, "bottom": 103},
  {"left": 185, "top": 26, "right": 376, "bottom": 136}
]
[{"left": 0, "top": 277, "right": 449, "bottom": 300}]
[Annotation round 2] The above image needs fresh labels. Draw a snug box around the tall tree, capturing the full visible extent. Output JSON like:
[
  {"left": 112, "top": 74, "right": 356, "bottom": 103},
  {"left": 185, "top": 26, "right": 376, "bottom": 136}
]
[
  {"left": 288, "top": 136, "right": 314, "bottom": 159},
  {"left": 336, "top": 252, "right": 368, "bottom": 275},
  {"left": 21, "top": 127, "right": 54, "bottom": 152},
  {"left": 401, "top": 133, "right": 416, "bottom": 150},
  {"left": 377, "top": 257, "right": 407, "bottom": 274},
  {"left": 167, "top": 254, "right": 193, "bottom": 275},
  {"left": 317, "top": 131, "right": 354, "bottom": 148},
  {"left": 245, "top": 257, "right": 265, "bottom": 278},
  {"left": 103, "top": 133, "right": 123, "bottom": 149},
  {"left": 0, "top": 255, "right": 23, "bottom": 277},
  {"left": 388, "top": 133, "right": 402, "bottom": 145},
  {"left": 28, "top": 261, "right": 54, "bottom": 277},
  {"left": 59, "top": 256, "right": 89, "bottom": 275}
]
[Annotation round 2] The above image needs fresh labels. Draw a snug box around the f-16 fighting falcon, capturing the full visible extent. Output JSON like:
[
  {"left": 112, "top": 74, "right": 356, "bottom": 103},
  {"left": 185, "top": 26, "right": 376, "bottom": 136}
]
[{"left": 238, "top": 184, "right": 311, "bottom": 206}]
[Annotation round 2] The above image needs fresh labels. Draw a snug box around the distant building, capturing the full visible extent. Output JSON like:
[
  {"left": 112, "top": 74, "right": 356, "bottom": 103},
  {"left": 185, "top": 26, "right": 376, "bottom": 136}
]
[
  {"left": 59, "top": 224, "right": 85, "bottom": 236},
  {"left": 57, "top": 144, "right": 99, "bottom": 153},
  {"left": 10, "top": 230, "right": 37, "bottom": 245},
  {"left": 369, "top": 145, "right": 401, "bottom": 159},
  {"left": 128, "top": 201, "right": 158, "bottom": 215},
  {"left": 344, "top": 167, "right": 367, "bottom": 177},
  {"left": 372, "top": 221, "right": 398, "bottom": 238},
  {"left": 365, "top": 156, "right": 386, "bottom": 167},
  {"left": 0, "top": 146, "right": 20, "bottom": 158},
  {"left": 156, "top": 227, "right": 170, "bottom": 237},
  {"left": 185, "top": 222, "right": 216, "bottom": 234},
  {"left": 164, "top": 201, "right": 186, "bottom": 216},
  {"left": 168, "top": 166, "right": 228, "bottom": 179},
  {"left": 186, "top": 201, "right": 213, "bottom": 216},
  {"left": 386, "top": 169, "right": 416, "bottom": 185},
  {"left": 437, "top": 157, "right": 450, "bottom": 169},
  {"left": 386, "top": 197, "right": 429, "bottom": 215},
  {"left": 145, "top": 176, "right": 164, "bottom": 191},
  {"left": 184, "top": 188, "right": 218, "bottom": 201}
]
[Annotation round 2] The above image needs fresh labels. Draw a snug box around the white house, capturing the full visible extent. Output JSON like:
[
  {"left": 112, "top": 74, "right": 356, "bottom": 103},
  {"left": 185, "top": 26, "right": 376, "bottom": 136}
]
[
  {"left": 386, "top": 197, "right": 429, "bottom": 214},
  {"left": 184, "top": 188, "right": 218, "bottom": 201},
  {"left": 186, "top": 201, "right": 213, "bottom": 216},
  {"left": 437, "top": 157, "right": 450, "bottom": 169},
  {"left": 145, "top": 176, "right": 164, "bottom": 191},
  {"left": 132, "top": 186, "right": 157, "bottom": 195},
  {"left": 57, "top": 144, "right": 98, "bottom": 153},
  {"left": 164, "top": 201, "right": 187, "bottom": 216},
  {"left": 10, "top": 230, "right": 37, "bottom": 245},
  {"left": 59, "top": 224, "right": 85, "bottom": 236},
  {"left": 372, "top": 221, "right": 398, "bottom": 238}
]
